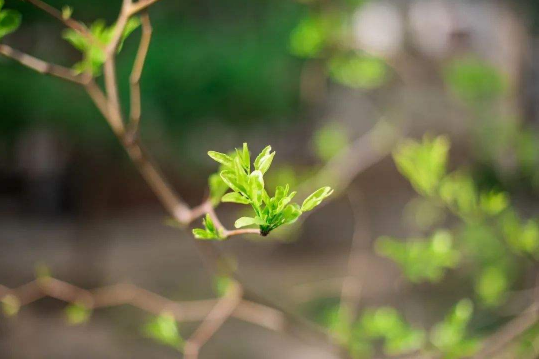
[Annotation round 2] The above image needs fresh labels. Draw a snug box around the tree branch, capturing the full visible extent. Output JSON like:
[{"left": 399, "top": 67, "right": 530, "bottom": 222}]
[
  {"left": 23, "top": 0, "right": 96, "bottom": 45},
  {"left": 183, "top": 281, "right": 243, "bottom": 358},
  {"left": 128, "top": 11, "right": 152, "bottom": 139},
  {"left": 129, "top": 0, "right": 163, "bottom": 16},
  {"left": 0, "top": 278, "right": 283, "bottom": 333},
  {"left": 0, "top": 44, "right": 87, "bottom": 84},
  {"left": 472, "top": 302, "right": 539, "bottom": 359}
]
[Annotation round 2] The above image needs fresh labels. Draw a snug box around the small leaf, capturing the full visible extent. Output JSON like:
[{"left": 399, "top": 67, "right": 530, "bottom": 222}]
[
  {"left": 0, "top": 9, "right": 22, "bottom": 39},
  {"left": 62, "top": 6, "right": 73, "bottom": 20},
  {"left": 301, "top": 186, "right": 334, "bottom": 212},
  {"left": 220, "top": 170, "right": 242, "bottom": 193},
  {"left": 203, "top": 214, "right": 216, "bottom": 234},
  {"left": 143, "top": 312, "right": 183, "bottom": 349},
  {"left": 241, "top": 142, "right": 250, "bottom": 172},
  {"left": 282, "top": 203, "right": 302, "bottom": 224},
  {"left": 192, "top": 228, "right": 213, "bottom": 239},
  {"left": 65, "top": 302, "right": 91, "bottom": 325},
  {"left": 2, "top": 294, "right": 20, "bottom": 317},
  {"left": 209, "top": 173, "right": 228, "bottom": 205},
  {"left": 208, "top": 151, "right": 233, "bottom": 167},
  {"left": 249, "top": 170, "right": 265, "bottom": 205},
  {"left": 222, "top": 192, "right": 250, "bottom": 204},
  {"left": 234, "top": 217, "right": 263, "bottom": 228},
  {"left": 254, "top": 146, "right": 271, "bottom": 168},
  {"left": 257, "top": 151, "right": 275, "bottom": 175}
]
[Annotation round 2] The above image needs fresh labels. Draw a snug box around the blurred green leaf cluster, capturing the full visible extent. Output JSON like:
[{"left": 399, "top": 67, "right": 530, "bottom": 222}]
[
  {"left": 320, "top": 300, "right": 480, "bottom": 359},
  {"left": 444, "top": 57, "right": 506, "bottom": 103},
  {"left": 63, "top": 17, "right": 140, "bottom": 75},
  {"left": 0, "top": 0, "right": 21, "bottom": 39},
  {"left": 430, "top": 299, "right": 479, "bottom": 359},
  {"left": 288, "top": 1, "right": 389, "bottom": 89},
  {"left": 376, "top": 230, "right": 460, "bottom": 283},
  {"left": 312, "top": 122, "right": 349, "bottom": 162},
  {"left": 387, "top": 135, "right": 538, "bottom": 308}
]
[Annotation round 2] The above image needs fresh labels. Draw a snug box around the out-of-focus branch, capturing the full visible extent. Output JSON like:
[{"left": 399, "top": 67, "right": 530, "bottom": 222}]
[
  {"left": 128, "top": 11, "right": 152, "bottom": 139},
  {"left": 298, "top": 121, "right": 399, "bottom": 200},
  {"left": 0, "top": 44, "right": 87, "bottom": 84},
  {"left": 129, "top": 0, "right": 163, "bottom": 15},
  {"left": 0, "top": 278, "right": 284, "bottom": 333},
  {"left": 23, "top": 0, "right": 97, "bottom": 46},
  {"left": 183, "top": 282, "right": 243, "bottom": 359},
  {"left": 472, "top": 302, "right": 539, "bottom": 359},
  {"left": 339, "top": 189, "right": 370, "bottom": 320}
]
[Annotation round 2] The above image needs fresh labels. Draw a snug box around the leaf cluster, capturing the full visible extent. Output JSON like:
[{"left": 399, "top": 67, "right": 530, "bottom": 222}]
[
  {"left": 63, "top": 17, "right": 140, "bottom": 75},
  {"left": 195, "top": 143, "right": 333, "bottom": 239}
]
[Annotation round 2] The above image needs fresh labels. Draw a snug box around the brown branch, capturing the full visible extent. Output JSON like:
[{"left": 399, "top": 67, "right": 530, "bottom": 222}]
[
  {"left": 23, "top": 0, "right": 97, "bottom": 46},
  {"left": 183, "top": 282, "right": 243, "bottom": 359},
  {"left": 472, "top": 302, "right": 539, "bottom": 359},
  {"left": 129, "top": 0, "right": 163, "bottom": 16},
  {"left": 0, "top": 44, "right": 87, "bottom": 84},
  {"left": 0, "top": 278, "right": 283, "bottom": 333},
  {"left": 339, "top": 189, "right": 370, "bottom": 321},
  {"left": 128, "top": 11, "right": 152, "bottom": 139},
  {"left": 225, "top": 228, "right": 261, "bottom": 237}
]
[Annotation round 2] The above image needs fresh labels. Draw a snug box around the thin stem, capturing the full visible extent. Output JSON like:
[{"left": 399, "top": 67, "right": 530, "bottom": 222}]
[
  {"left": 0, "top": 44, "right": 86, "bottom": 84},
  {"left": 473, "top": 302, "right": 539, "bottom": 359},
  {"left": 129, "top": 0, "right": 163, "bottom": 16},
  {"left": 23, "top": 0, "right": 97, "bottom": 46},
  {"left": 128, "top": 11, "right": 152, "bottom": 138},
  {"left": 0, "top": 278, "right": 282, "bottom": 331},
  {"left": 339, "top": 189, "right": 369, "bottom": 320},
  {"left": 225, "top": 228, "right": 260, "bottom": 237},
  {"left": 183, "top": 282, "right": 243, "bottom": 359}
]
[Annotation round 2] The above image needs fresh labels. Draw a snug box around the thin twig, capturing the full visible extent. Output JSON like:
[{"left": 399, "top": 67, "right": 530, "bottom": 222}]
[
  {"left": 339, "top": 189, "right": 370, "bottom": 320},
  {"left": 183, "top": 282, "right": 243, "bottom": 359},
  {"left": 472, "top": 302, "right": 539, "bottom": 359},
  {"left": 129, "top": 0, "right": 163, "bottom": 16},
  {"left": 0, "top": 44, "right": 86, "bottom": 84},
  {"left": 128, "top": 11, "right": 152, "bottom": 139},
  {"left": 0, "top": 278, "right": 283, "bottom": 332},
  {"left": 23, "top": 0, "right": 97, "bottom": 45}
]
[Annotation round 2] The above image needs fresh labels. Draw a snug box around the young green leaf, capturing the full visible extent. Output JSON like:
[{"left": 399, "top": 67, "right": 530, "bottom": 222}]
[
  {"left": 192, "top": 228, "right": 213, "bottom": 239},
  {"left": 0, "top": 9, "right": 22, "bottom": 39},
  {"left": 301, "top": 186, "right": 334, "bottom": 212},
  {"left": 254, "top": 146, "right": 275, "bottom": 175},
  {"left": 234, "top": 216, "right": 265, "bottom": 228},
  {"left": 222, "top": 192, "right": 250, "bottom": 204},
  {"left": 240, "top": 142, "right": 250, "bottom": 172},
  {"left": 192, "top": 215, "right": 224, "bottom": 240},
  {"left": 282, "top": 203, "right": 302, "bottom": 224},
  {"left": 208, "top": 151, "right": 233, "bottom": 167},
  {"left": 209, "top": 173, "right": 228, "bottom": 205},
  {"left": 248, "top": 170, "right": 265, "bottom": 205},
  {"left": 220, "top": 170, "right": 242, "bottom": 193},
  {"left": 61, "top": 6, "right": 73, "bottom": 20}
]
